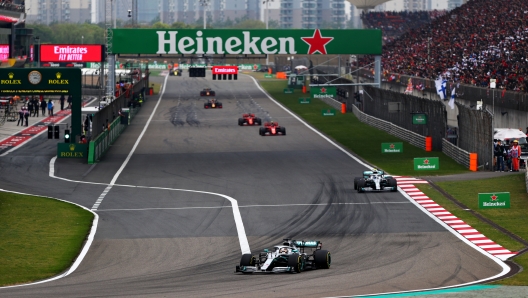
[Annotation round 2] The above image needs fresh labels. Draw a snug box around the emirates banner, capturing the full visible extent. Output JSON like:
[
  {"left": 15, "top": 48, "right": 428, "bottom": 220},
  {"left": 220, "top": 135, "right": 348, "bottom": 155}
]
[{"left": 111, "top": 29, "right": 382, "bottom": 55}]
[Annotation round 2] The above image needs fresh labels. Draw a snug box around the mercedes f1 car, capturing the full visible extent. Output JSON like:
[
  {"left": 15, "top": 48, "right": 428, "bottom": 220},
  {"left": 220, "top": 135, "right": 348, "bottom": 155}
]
[
  {"left": 235, "top": 239, "right": 331, "bottom": 274},
  {"left": 259, "top": 121, "right": 285, "bottom": 136},
  {"left": 204, "top": 98, "right": 222, "bottom": 109},
  {"left": 354, "top": 169, "right": 398, "bottom": 193},
  {"left": 238, "top": 113, "right": 262, "bottom": 126},
  {"left": 200, "top": 88, "right": 216, "bottom": 96}
]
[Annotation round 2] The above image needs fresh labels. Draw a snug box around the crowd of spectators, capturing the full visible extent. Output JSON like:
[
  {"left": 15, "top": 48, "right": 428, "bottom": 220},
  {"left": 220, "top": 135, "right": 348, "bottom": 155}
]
[
  {"left": 360, "top": 0, "right": 528, "bottom": 92},
  {"left": 362, "top": 10, "right": 446, "bottom": 44}
]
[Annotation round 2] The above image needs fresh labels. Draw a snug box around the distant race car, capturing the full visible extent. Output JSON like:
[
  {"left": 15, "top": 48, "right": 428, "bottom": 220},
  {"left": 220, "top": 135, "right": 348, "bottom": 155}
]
[
  {"left": 235, "top": 239, "right": 331, "bottom": 274},
  {"left": 169, "top": 69, "right": 182, "bottom": 76},
  {"left": 200, "top": 88, "right": 216, "bottom": 96},
  {"left": 259, "top": 121, "right": 285, "bottom": 136},
  {"left": 204, "top": 98, "right": 222, "bottom": 109},
  {"left": 238, "top": 113, "right": 262, "bottom": 126},
  {"left": 354, "top": 169, "right": 398, "bottom": 193}
]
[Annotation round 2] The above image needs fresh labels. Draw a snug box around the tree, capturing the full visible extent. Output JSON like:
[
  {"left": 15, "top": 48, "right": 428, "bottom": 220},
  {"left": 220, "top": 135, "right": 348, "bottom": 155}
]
[
  {"left": 152, "top": 22, "right": 170, "bottom": 29},
  {"left": 171, "top": 22, "right": 193, "bottom": 29},
  {"left": 230, "top": 19, "right": 266, "bottom": 29}
]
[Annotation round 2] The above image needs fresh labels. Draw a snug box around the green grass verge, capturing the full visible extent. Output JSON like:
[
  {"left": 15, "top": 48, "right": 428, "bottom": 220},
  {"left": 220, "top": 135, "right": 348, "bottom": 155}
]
[
  {"left": 258, "top": 79, "right": 469, "bottom": 176},
  {"left": 256, "top": 77, "right": 528, "bottom": 285},
  {"left": 415, "top": 175, "right": 528, "bottom": 285},
  {"left": 0, "top": 192, "right": 94, "bottom": 286}
]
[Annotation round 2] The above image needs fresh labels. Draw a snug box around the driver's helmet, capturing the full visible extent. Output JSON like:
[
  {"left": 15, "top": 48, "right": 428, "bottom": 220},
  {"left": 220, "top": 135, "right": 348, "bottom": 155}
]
[
  {"left": 279, "top": 247, "right": 288, "bottom": 254},
  {"left": 211, "top": 98, "right": 215, "bottom": 102}
]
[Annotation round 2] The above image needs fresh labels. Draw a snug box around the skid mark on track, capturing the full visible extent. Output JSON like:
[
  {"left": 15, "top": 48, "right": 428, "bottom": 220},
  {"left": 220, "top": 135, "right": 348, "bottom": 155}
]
[{"left": 169, "top": 101, "right": 200, "bottom": 127}]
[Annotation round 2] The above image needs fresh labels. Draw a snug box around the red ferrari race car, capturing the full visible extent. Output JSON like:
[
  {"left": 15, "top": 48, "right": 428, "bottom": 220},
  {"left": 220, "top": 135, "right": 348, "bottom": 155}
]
[
  {"left": 259, "top": 121, "right": 286, "bottom": 136},
  {"left": 204, "top": 98, "right": 222, "bottom": 109},
  {"left": 238, "top": 113, "right": 262, "bottom": 126},
  {"left": 200, "top": 88, "right": 216, "bottom": 96}
]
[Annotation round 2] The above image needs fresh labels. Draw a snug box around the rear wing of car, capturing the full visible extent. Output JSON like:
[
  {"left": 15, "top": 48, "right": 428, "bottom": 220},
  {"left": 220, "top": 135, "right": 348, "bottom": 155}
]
[{"left": 293, "top": 240, "right": 321, "bottom": 248}]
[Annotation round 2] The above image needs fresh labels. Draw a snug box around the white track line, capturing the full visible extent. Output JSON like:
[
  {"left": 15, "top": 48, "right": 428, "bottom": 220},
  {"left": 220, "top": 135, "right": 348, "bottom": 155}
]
[
  {"left": 85, "top": 74, "right": 249, "bottom": 255},
  {"left": 94, "top": 201, "right": 412, "bottom": 212}
]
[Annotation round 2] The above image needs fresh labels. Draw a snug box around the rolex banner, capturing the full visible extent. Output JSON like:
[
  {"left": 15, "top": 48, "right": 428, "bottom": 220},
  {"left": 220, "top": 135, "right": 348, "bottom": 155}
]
[{"left": 111, "top": 29, "right": 382, "bottom": 55}]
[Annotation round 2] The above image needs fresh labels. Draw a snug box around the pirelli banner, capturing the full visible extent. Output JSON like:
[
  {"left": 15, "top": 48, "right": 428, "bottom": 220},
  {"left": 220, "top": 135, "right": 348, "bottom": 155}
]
[{"left": 110, "top": 29, "right": 382, "bottom": 55}]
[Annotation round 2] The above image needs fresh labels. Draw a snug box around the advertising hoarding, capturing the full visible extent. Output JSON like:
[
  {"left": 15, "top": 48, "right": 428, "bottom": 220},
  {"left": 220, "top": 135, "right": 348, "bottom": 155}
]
[{"left": 40, "top": 44, "right": 104, "bottom": 63}]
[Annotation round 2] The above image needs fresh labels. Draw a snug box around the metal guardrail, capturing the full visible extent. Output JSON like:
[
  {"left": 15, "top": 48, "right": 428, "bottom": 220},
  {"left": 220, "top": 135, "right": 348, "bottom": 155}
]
[
  {"left": 442, "top": 138, "right": 471, "bottom": 169},
  {"left": 353, "top": 104, "right": 475, "bottom": 169}
]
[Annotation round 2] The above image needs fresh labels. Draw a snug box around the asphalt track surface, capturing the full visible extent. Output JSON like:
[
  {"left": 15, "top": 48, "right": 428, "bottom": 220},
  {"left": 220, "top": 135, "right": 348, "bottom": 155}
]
[{"left": 0, "top": 73, "right": 506, "bottom": 297}]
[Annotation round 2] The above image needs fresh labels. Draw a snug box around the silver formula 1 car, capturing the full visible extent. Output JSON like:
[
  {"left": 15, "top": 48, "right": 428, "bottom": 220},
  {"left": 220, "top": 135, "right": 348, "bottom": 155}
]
[
  {"left": 235, "top": 239, "right": 331, "bottom": 274},
  {"left": 354, "top": 168, "right": 398, "bottom": 193}
]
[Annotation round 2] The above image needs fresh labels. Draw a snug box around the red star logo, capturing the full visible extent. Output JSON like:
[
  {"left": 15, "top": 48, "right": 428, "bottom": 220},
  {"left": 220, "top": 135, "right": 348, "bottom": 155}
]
[
  {"left": 301, "top": 29, "right": 334, "bottom": 55},
  {"left": 490, "top": 194, "right": 498, "bottom": 201},
  {"left": 390, "top": 144, "right": 395, "bottom": 149},
  {"left": 423, "top": 159, "right": 429, "bottom": 164},
  {"left": 321, "top": 87, "right": 327, "bottom": 93}
]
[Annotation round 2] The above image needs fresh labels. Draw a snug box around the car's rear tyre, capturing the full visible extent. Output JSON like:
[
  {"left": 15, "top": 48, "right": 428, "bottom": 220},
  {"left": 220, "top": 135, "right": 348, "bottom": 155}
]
[
  {"left": 389, "top": 178, "right": 398, "bottom": 192},
  {"left": 240, "top": 254, "right": 255, "bottom": 267},
  {"left": 357, "top": 179, "right": 365, "bottom": 193},
  {"left": 280, "top": 127, "right": 286, "bottom": 135},
  {"left": 255, "top": 118, "right": 262, "bottom": 125},
  {"left": 204, "top": 104, "right": 208, "bottom": 109},
  {"left": 288, "top": 253, "right": 304, "bottom": 273},
  {"left": 354, "top": 177, "right": 361, "bottom": 190},
  {"left": 314, "top": 250, "right": 331, "bottom": 269},
  {"left": 259, "top": 127, "right": 266, "bottom": 136},
  {"left": 238, "top": 118, "right": 244, "bottom": 126}
]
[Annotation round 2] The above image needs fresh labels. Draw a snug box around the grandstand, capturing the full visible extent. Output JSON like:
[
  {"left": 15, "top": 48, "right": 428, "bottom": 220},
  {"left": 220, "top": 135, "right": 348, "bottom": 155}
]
[
  {"left": 0, "top": 0, "right": 31, "bottom": 68},
  {"left": 359, "top": 0, "right": 528, "bottom": 92},
  {"left": 361, "top": 10, "right": 446, "bottom": 44}
]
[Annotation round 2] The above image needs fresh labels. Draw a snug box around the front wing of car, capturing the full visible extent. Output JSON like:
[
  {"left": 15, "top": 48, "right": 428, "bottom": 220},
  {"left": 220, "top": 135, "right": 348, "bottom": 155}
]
[{"left": 235, "top": 265, "right": 293, "bottom": 273}]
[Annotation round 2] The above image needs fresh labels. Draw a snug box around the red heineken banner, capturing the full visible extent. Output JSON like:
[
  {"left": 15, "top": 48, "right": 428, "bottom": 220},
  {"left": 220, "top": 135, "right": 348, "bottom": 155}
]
[
  {"left": 40, "top": 44, "right": 104, "bottom": 63},
  {"left": 212, "top": 66, "right": 239, "bottom": 75},
  {"left": 111, "top": 29, "right": 382, "bottom": 55}
]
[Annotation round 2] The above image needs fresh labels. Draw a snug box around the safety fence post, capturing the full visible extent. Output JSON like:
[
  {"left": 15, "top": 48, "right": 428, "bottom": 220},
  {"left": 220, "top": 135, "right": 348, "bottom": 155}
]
[
  {"left": 469, "top": 153, "right": 478, "bottom": 171},
  {"left": 425, "top": 136, "right": 432, "bottom": 152}
]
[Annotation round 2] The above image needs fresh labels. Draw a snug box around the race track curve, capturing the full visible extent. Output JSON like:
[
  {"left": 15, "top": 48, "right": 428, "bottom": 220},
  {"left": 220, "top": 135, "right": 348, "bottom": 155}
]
[{"left": 0, "top": 72, "right": 505, "bottom": 297}]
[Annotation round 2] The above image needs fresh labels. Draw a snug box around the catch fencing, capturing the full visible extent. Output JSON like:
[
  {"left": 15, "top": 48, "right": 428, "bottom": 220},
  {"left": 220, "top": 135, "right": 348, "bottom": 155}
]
[{"left": 457, "top": 103, "right": 493, "bottom": 170}]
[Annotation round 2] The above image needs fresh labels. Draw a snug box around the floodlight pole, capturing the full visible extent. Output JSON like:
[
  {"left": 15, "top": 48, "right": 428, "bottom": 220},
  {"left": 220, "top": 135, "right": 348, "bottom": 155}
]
[{"left": 264, "top": 0, "right": 272, "bottom": 66}]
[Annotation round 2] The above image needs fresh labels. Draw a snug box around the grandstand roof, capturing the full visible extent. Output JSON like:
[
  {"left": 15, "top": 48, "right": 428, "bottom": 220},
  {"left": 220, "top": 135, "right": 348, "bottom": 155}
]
[{"left": 347, "top": 0, "right": 391, "bottom": 9}]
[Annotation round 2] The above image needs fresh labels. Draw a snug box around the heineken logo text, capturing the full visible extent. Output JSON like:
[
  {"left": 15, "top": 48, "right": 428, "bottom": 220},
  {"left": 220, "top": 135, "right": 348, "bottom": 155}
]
[
  {"left": 156, "top": 31, "right": 296, "bottom": 55},
  {"left": 314, "top": 94, "right": 334, "bottom": 98}
]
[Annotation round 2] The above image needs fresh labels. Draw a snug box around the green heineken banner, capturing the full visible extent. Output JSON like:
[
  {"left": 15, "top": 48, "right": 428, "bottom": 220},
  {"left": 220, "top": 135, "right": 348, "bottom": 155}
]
[
  {"left": 412, "top": 114, "right": 428, "bottom": 125},
  {"left": 264, "top": 74, "right": 274, "bottom": 78},
  {"left": 284, "top": 88, "right": 294, "bottom": 94},
  {"left": 312, "top": 86, "right": 336, "bottom": 100},
  {"left": 111, "top": 29, "right": 382, "bottom": 55},
  {"left": 414, "top": 157, "right": 439, "bottom": 170},
  {"left": 322, "top": 109, "right": 336, "bottom": 116},
  {"left": 478, "top": 192, "right": 510, "bottom": 209},
  {"left": 382, "top": 142, "right": 403, "bottom": 153},
  {"left": 299, "top": 98, "right": 311, "bottom": 104}
]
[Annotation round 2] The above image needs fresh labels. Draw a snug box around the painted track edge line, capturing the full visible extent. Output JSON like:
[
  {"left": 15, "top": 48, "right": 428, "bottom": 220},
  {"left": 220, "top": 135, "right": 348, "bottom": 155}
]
[{"left": 0, "top": 188, "right": 99, "bottom": 289}]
